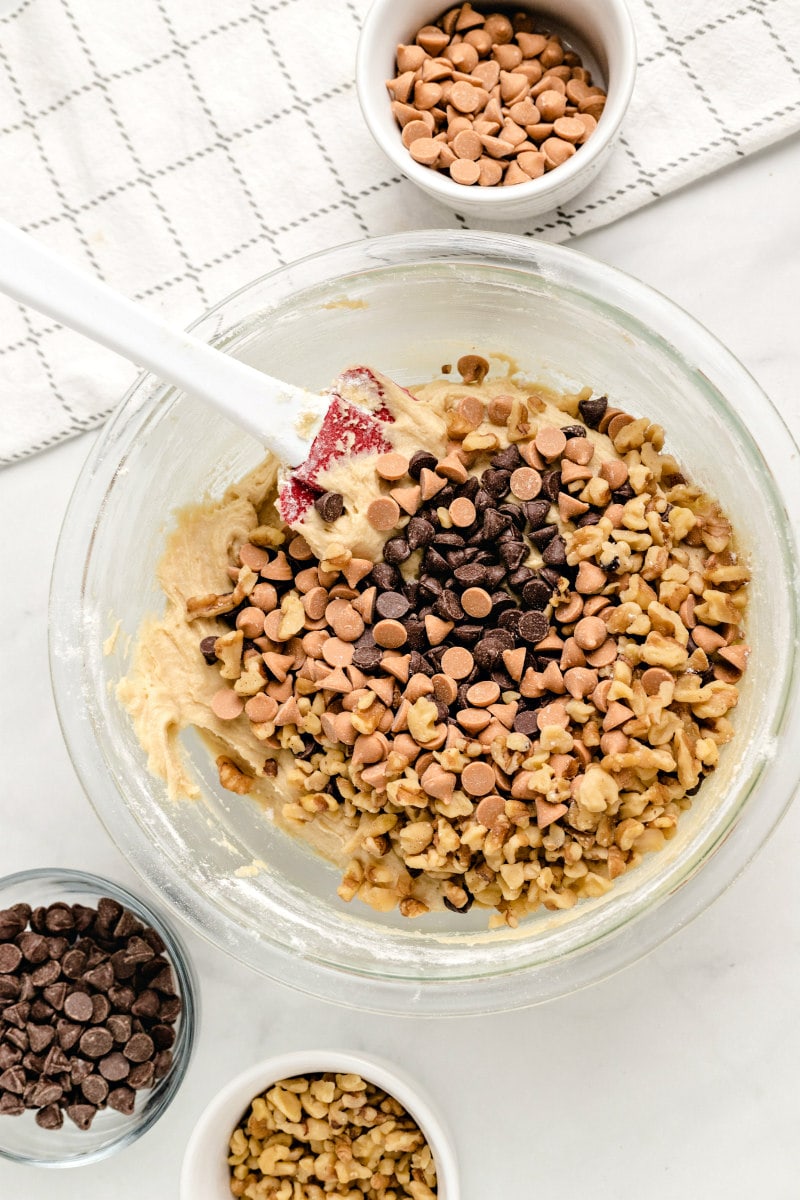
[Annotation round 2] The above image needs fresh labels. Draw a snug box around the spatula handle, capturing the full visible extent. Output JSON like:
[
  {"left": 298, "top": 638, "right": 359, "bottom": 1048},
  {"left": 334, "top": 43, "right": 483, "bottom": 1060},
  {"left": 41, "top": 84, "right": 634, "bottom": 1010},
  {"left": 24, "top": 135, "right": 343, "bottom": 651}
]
[{"left": 0, "top": 220, "right": 315, "bottom": 465}]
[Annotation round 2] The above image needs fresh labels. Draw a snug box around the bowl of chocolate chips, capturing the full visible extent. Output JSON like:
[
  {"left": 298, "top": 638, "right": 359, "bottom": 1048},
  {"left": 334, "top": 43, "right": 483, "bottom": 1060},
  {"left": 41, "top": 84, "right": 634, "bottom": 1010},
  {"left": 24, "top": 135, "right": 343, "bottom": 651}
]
[
  {"left": 50, "top": 230, "right": 800, "bottom": 1016},
  {"left": 0, "top": 869, "right": 196, "bottom": 1166}
]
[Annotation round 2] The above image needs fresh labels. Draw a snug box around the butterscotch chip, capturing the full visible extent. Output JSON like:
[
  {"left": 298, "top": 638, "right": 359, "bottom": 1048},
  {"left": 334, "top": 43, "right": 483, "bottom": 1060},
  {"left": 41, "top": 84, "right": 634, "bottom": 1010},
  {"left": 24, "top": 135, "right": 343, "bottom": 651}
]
[
  {"left": 586, "top": 639, "right": 617, "bottom": 668},
  {"left": 367, "top": 497, "right": 401, "bottom": 531},
  {"left": 302, "top": 585, "right": 329, "bottom": 621},
  {"left": 450, "top": 80, "right": 485, "bottom": 113},
  {"left": 211, "top": 688, "right": 244, "bottom": 720},
  {"left": 488, "top": 394, "right": 513, "bottom": 423},
  {"left": 235, "top": 606, "right": 266, "bottom": 639},
  {"left": 503, "top": 161, "right": 530, "bottom": 187},
  {"left": 641, "top": 667, "right": 673, "bottom": 695},
  {"left": 534, "top": 425, "right": 567, "bottom": 460},
  {"left": 373, "top": 619, "right": 408, "bottom": 649},
  {"left": 416, "top": 24, "right": 449, "bottom": 54},
  {"left": 390, "top": 484, "right": 421, "bottom": 515},
  {"left": 517, "top": 150, "right": 546, "bottom": 179},
  {"left": 239, "top": 543, "right": 269, "bottom": 571},
  {"left": 322, "top": 638, "right": 354, "bottom": 667},
  {"left": 440, "top": 646, "right": 474, "bottom": 679},
  {"left": 461, "top": 761, "right": 496, "bottom": 796},
  {"left": 409, "top": 136, "right": 441, "bottom": 166},
  {"left": 574, "top": 615, "right": 607, "bottom": 651},
  {"left": 537, "top": 89, "right": 566, "bottom": 121},
  {"left": 449, "top": 496, "right": 476, "bottom": 527},
  {"left": 599, "top": 458, "right": 629, "bottom": 489},
  {"left": 510, "top": 466, "right": 543, "bottom": 500},
  {"left": 537, "top": 701, "right": 569, "bottom": 730},
  {"left": 466, "top": 680, "right": 500, "bottom": 707},
  {"left": 452, "top": 129, "right": 482, "bottom": 160},
  {"left": 474, "top": 794, "right": 505, "bottom": 827},
  {"left": 244, "top": 693, "right": 278, "bottom": 723},
  {"left": 432, "top": 673, "right": 458, "bottom": 705},
  {"left": 553, "top": 116, "right": 585, "bottom": 143},
  {"left": 542, "top": 136, "right": 576, "bottom": 168},
  {"left": 575, "top": 562, "right": 607, "bottom": 594},
  {"left": 462, "top": 587, "right": 492, "bottom": 618},
  {"left": 250, "top": 582, "right": 278, "bottom": 612},
  {"left": 457, "top": 707, "right": 491, "bottom": 734},
  {"left": 401, "top": 118, "right": 434, "bottom": 149},
  {"left": 419, "top": 467, "right": 447, "bottom": 501},
  {"left": 424, "top": 615, "right": 454, "bottom": 645},
  {"left": 436, "top": 452, "right": 469, "bottom": 483},
  {"left": 261, "top": 550, "right": 293, "bottom": 581},
  {"left": 450, "top": 157, "right": 481, "bottom": 185},
  {"left": 376, "top": 452, "right": 409, "bottom": 481}
]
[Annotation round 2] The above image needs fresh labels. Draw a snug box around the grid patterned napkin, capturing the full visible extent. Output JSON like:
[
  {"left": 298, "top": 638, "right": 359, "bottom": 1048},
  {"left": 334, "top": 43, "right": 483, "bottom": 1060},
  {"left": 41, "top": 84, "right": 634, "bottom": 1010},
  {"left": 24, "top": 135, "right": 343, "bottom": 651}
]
[{"left": 1, "top": 0, "right": 799, "bottom": 464}]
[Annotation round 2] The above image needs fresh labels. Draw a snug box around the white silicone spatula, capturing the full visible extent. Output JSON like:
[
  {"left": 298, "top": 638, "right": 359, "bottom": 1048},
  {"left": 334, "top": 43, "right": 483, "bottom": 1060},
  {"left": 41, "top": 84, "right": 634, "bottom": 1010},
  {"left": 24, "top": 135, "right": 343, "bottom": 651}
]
[{"left": 0, "top": 220, "right": 351, "bottom": 469}]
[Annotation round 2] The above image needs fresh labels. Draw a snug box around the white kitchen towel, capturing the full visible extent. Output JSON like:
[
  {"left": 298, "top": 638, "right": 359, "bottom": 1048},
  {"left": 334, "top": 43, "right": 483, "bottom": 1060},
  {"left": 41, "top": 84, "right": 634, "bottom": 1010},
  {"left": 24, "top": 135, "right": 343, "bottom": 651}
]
[{"left": 1, "top": 0, "right": 799, "bottom": 463}]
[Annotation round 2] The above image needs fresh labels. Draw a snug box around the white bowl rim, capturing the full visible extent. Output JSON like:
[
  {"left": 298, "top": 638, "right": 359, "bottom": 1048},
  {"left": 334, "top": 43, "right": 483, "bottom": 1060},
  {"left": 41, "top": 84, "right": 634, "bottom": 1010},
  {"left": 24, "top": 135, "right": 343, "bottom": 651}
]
[
  {"left": 355, "top": 0, "right": 638, "bottom": 207},
  {"left": 180, "top": 1049, "right": 459, "bottom": 1200}
]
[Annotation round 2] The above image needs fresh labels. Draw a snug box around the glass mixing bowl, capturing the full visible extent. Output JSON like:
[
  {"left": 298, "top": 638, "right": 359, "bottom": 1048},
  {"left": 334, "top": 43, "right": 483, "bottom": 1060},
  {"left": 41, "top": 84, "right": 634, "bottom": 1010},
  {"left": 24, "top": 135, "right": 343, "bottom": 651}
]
[{"left": 50, "top": 231, "right": 800, "bottom": 1016}]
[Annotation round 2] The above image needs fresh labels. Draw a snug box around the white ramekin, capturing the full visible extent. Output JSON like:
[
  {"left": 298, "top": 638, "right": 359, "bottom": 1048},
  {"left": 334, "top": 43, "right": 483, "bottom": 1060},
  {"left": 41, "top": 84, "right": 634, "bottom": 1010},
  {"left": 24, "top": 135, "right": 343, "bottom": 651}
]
[
  {"left": 356, "top": 0, "right": 637, "bottom": 220},
  {"left": 180, "top": 1050, "right": 459, "bottom": 1199}
]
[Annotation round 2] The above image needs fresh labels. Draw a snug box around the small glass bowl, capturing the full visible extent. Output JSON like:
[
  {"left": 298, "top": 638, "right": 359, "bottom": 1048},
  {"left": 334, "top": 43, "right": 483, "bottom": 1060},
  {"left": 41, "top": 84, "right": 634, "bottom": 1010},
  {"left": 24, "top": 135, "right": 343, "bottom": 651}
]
[{"left": 0, "top": 868, "right": 197, "bottom": 1168}]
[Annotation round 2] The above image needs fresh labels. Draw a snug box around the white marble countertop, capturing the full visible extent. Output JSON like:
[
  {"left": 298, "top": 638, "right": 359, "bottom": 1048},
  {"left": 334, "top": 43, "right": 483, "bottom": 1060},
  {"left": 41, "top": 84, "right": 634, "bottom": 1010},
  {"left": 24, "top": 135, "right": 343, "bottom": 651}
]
[{"left": 2, "top": 135, "right": 799, "bottom": 1199}]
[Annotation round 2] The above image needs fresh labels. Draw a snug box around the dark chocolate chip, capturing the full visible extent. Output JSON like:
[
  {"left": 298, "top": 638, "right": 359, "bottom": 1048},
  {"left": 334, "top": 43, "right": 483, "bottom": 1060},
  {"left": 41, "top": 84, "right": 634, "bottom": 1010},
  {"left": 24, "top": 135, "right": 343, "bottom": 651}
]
[
  {"left": 17, "top": 932, "right": 49, "bottom": 965},
  {"left": 314, "top": 491, "right": 344, "bottom": 523},
  {"left": 81, "top": 1075, "right": 109, "bottom": 1106},
  {"left": 0, "top": 944, "right": 22, "bottom": 974},
  {"left": 0, "top": 910, "right": 25, "bottom": 941},
  {"left": 578, "top": 395, "right": 608, "bottom": 428},
  {"left": 522, "top": 579, "right": 552, "bottom": 609},
  {"left": 375, "top": 591, "right": 411, "bottom": 620},
  {"left": 406, "top": 517, "right": 435, "bottom": 550},
  {"left": 370, "top": 562, "right": 400, "bottom": 590},
  {"left": 44, "top": 904, "right": 75, "bottom": 934},
  {"left": 542, "top": 470, "right": 562, "bottom": 502},
  {"left": 99, "top": 1051, "right": 130, "bottom": 1082},
  {"left": 61, "top": 949, "right": 87, "bottom": 980},
  {"left": 490, "top": 445, "right": 523, "bottom": 471},
  {"left": 542, "top": 534, "right": 567, "bottom": 566},
  {"left": 64, "top": 992, "right": 93, "bottom": 1023},
  {"left": 153, "top": 1050, "right": 173, "bottom": 1080},
  {"left": 127, "top": 1061, "right": 154, "bottom": 1090},
  {"left": 79, "top": 1028, "right": 114, "bottom": 1059},
  {"left": 514, "top": 710, "right": 542, "bottom": 735},
  {"left": 0, "top": 1065, "right": 26, "bottom": 1094},
  {"left": 30, "top": 960, "right": 60, "bottom": 988},
  {"left": 408, "top": 450, "right": 438, "bottom": 479},
  {"left": 518, "top": 612, "right": 550, "bottom": 644},
  {"left": 123, "top": 1033, "right": 155, "bottom": 1064},
  {"left": 107, "top": 1086, "right": 135, "bottom": 1115},
  {"left": 35, "top": 1103, "right": 63, "bottom": 1129},
  {"left": 66, "top": 1103, "right": 96, "bottom": 1130},
  {"left": 523, "top": 499, "right": 550, "bottom": 529},
  {"left": 83, "top": 962, "right": 114, "bottom": 992}
]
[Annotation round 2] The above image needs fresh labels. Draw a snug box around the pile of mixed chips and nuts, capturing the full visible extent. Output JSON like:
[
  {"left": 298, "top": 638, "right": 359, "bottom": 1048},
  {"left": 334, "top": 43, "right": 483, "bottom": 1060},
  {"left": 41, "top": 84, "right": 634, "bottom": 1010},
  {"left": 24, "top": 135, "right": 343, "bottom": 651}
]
[{"left": 123, "top": 357, "right": 749, "bottom": 929}]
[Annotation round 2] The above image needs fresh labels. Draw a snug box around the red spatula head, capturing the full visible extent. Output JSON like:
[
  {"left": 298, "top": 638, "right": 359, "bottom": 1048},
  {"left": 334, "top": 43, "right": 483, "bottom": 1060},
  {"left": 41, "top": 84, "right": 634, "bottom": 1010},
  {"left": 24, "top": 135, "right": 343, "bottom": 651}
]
[{"left": 277, "top": 367, "right": 398, "bottom": 526}]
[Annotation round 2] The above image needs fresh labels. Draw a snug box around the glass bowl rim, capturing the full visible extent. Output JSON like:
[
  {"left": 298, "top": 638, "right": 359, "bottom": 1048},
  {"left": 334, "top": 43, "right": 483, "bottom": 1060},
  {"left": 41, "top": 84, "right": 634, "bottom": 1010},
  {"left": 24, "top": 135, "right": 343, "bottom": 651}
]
[
  {"left": 49, "top": 229, "right": 800, "bottom": 1015},
  {"left": 0, "top": 866, "right": 197, "bottom": 1167}
]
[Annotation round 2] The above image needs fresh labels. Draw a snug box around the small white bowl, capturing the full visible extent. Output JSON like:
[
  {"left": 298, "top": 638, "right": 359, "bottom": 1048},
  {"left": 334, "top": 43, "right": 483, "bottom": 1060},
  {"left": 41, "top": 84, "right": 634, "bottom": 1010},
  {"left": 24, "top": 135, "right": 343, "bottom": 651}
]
[
  {"left": 356, "top": 0, "right": 637, "bottom": 220},
  {"left": 180, "top": 1050, "right": 459, "bottom": 1199}
]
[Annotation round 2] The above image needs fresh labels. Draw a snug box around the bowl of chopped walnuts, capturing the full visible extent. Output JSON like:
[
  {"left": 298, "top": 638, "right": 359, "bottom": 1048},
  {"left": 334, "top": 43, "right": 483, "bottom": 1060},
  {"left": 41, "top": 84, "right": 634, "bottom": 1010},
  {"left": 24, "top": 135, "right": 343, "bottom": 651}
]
[
  {"left": 180, "top": 1050, "right": 457, "bottom": 1199},
  {"left": 51, "top": 230, "right": 800, "bottom": 1015},
  {"left": 356, "top": 0, "right": 637, "bottom": 218}
]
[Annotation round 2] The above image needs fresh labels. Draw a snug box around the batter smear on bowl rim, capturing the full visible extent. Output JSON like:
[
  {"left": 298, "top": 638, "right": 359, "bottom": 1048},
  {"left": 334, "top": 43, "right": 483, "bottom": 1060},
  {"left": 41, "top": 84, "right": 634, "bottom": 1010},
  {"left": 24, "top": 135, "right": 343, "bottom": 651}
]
[{"left": 119, "top": 358, "right": 750, "bottom": 928}]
